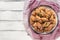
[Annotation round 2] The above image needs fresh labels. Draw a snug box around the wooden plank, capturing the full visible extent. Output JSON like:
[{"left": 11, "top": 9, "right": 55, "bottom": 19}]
[
  {"left": 0, "top": 31, "right": 32, "bottom": 40},
  {"left": 0, "top": 11, "right": 23, "bottom": 20},
  {"left": 0, "top": 2, "right": 24, "bottom": 10},
  {"left": 0, "top": 0, "right": 24, "bottom": 2},
  {"left": 0, "top": 21, "right": 25, "bottom": 30}
]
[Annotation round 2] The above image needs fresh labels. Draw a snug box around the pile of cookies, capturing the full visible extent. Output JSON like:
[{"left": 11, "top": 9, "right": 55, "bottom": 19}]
[{"left": 30, "top": 6, "right": 57, "bottom": 33}]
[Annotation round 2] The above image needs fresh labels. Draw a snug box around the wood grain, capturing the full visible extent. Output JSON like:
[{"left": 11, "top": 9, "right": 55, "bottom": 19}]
[
  {"left": 0, "top": 31, "right": 32, "bottom": 40},
  {"left": 0, "top": 11, "right": 23, "bottom": 20},
  {"left": 0, "top": 21, "right": 25, "bottom": 30},
  {"left": 0, "top": 1, "right": 24, "bottom": 10}
]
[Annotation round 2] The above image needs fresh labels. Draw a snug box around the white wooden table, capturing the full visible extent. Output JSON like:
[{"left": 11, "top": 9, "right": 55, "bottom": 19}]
[
  {"left": 0, "top": 0, "right": 59, "bottom": 40},
  {"left": 0, "top": 0, "right": 32, "bottom": 40}
]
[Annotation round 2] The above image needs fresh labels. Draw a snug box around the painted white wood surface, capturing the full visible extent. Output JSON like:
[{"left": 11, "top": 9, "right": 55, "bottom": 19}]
[
  {"left": 0, "top": 21, "right": 25, "bottom": 30},
  {"left": 0, "top": 1, "right": 32, "bottom": 40},
  {"left": 0, "top": 11, "right": 23, "bottom": 20},
  {"left": 0, "top": 2, "right": 24, "bottom": 10},
  {"left": 0, "top": 1, "right": 25, "bottom": 31},
  {"left": 0, "top": 31, "right": 32, "bottom": 40},
  {"left": 0, "top": 0, "right": 24, "bottom": 1}
]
